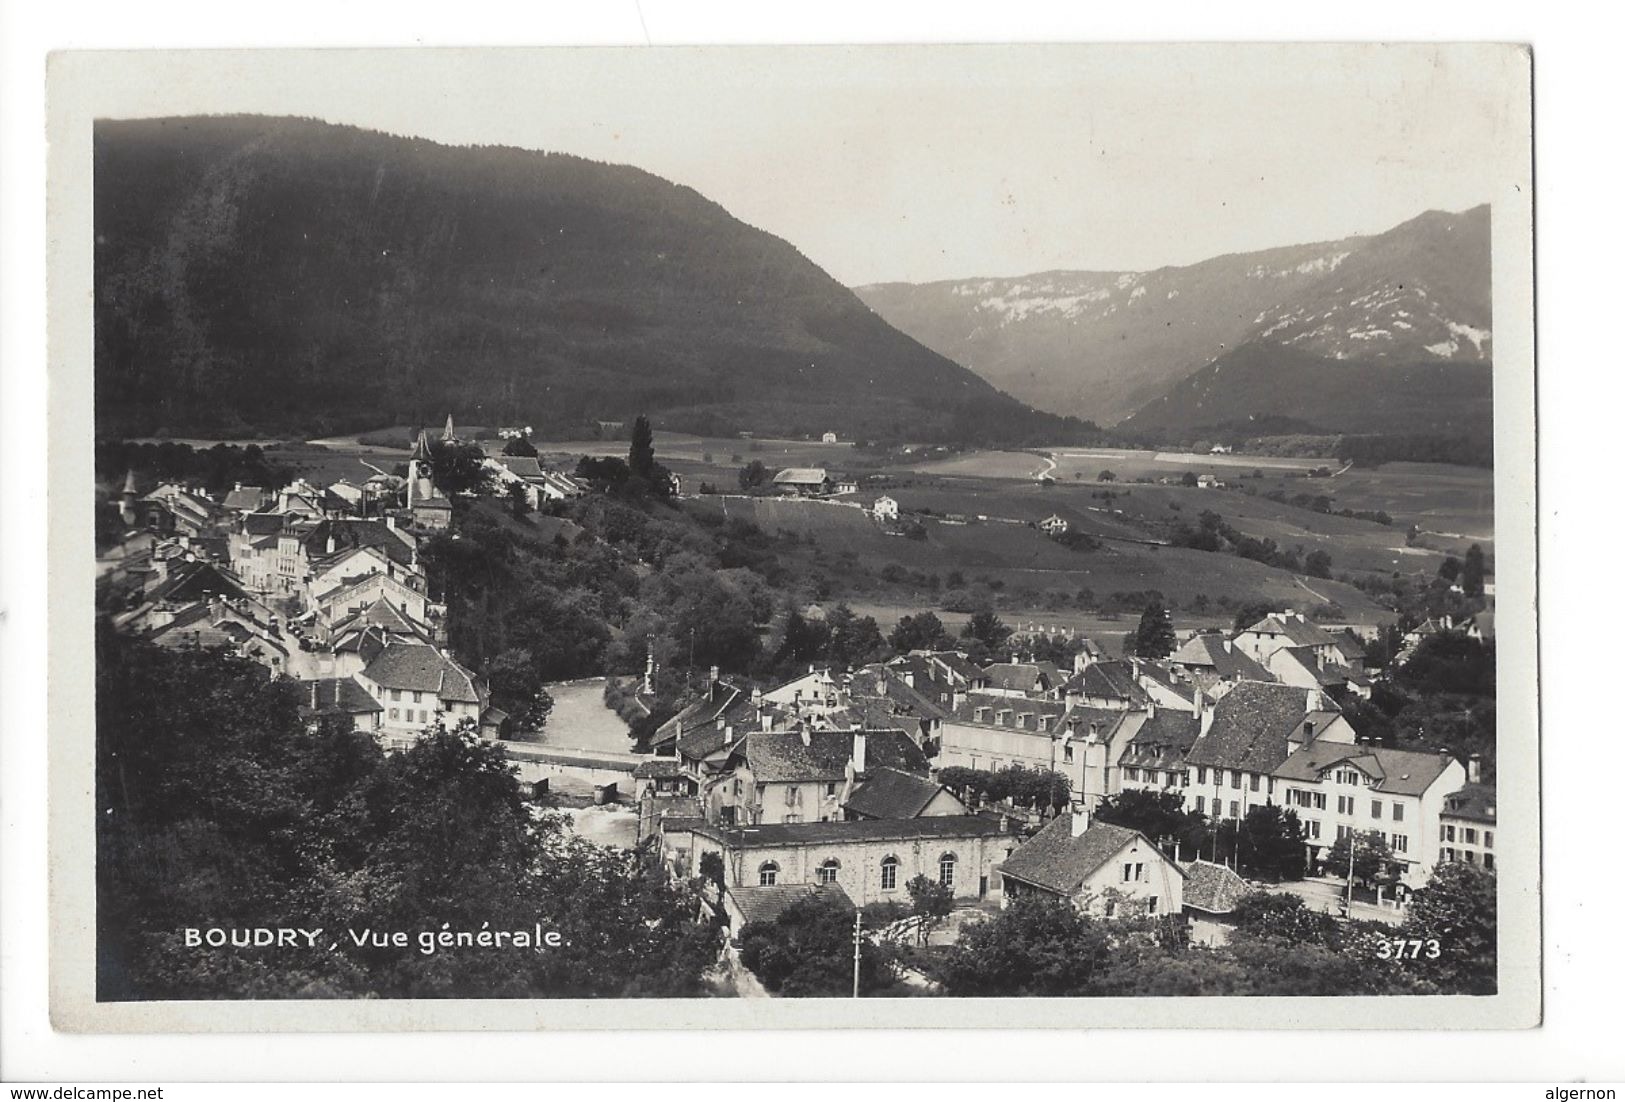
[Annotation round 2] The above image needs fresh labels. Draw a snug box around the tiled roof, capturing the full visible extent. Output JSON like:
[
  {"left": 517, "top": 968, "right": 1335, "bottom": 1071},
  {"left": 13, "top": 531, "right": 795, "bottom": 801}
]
[
  {"left": 1275, "top": 646, "right": 1353, "bottom": 688},
  {"left": 1067, "top": 661, "right": 1147, "bottom": 704},
  {"left": 842, "top": 767, "right": 954, "bottom": 820},
  {"left": 1180, "top": 860, "right": 1252, "bottom": 914},
  {"left": 728, "top": 882, "right": 854, "bottom": 927},
  {"left": 1442, "top": 782, "right": 1497, "bottom": 824},
  {"left": 1183, "top": 681, "right": 1329, "bottom": 774},
  {"left": 1274, "top": 741, "right": 1455, "bottom": 798},
  {"left": 773, "top": 467, "right": 829, "bottom": 485},
  {"left": 361, "top": 643, "right": 481, "bottom": 702},
  {"left": 997, "top": 816, "right": 1170, "bottom": 896},
  {"left": 299, "top": 677, "right": 384, "bottom": 717},
  {"left": 302, "top": 519, "right": 415, "bottom": 566},
  {"left": 242, "top": 511, "right": 287, "bottom": 537},
  {"left": 492, "top": 455, "right": 545, "bottom": 479},
  {"left": 222, "top": 486, "right": 266, "bottom": 511},
  {"left": 745, "top": 729, "right": 926, "bottom": 783},
  {"left": 1243, "top": 614, "right": 1338, "bottom": 648},
  {"left": 633, "top": 759, "right": 683, "bottom": 779},
  {"left": 845, "top": 666, "right": 949, "bottom": 722},
  {"left": 982, "top": 663, "right": 1051, "bottom": 694},
  {"left": 1120, "top": 710, "right": 1203, "bottom": 768},
  {"left": 331, "top": 598, "right": 428, "bottom": 641},
  {"left": 698, "top": 814, "right": 1005, "bottom": 849},
  {"left": 1169, "top": 634, "right": 1272, "bottom": 681},
  {"left": 148, "top": 561, "right": 249, "bottom": 605},
  {"left": 1134, "top": 661, "right": 1199, "bottom": 703}
]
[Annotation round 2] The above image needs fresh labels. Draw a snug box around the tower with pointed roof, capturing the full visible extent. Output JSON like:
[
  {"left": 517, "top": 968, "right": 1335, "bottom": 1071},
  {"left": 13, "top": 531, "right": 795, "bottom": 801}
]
[
  {"left": 119, "top": 470, "right": 139, "bottom": 527},
  {"left": 442, "top": 414, "right": 456, "bottom": 442},
  {"left": 407, "top": 429, "right": 435, "bottom": 508}
]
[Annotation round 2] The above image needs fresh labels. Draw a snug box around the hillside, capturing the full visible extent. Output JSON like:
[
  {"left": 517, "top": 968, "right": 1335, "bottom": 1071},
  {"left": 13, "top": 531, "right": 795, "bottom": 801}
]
[
  {"left": 94, "top": 115, "right": 1083, "bottom": 445},
  {"left": 857, "top": 205, "right": 1492, "bottom": 436}
]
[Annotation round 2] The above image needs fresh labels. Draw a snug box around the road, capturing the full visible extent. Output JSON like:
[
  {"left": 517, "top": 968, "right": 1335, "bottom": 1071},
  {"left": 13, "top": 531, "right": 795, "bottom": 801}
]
[{"left": 1257, "top": 876, "right": 1405, "bottom": 925}]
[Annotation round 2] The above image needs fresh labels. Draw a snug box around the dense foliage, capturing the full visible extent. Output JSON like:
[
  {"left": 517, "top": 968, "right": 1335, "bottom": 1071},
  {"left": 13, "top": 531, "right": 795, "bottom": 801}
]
[
  {"left": 96, "top": 628, "right": 719, "bottom": 999},
  {"left": 736, "top": 894, "right": 896, "bottom": 996}
]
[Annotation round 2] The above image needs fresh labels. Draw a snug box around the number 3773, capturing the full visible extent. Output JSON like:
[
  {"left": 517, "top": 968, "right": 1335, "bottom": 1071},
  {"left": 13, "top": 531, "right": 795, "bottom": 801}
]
[{"left": 1376, "top": 938, "right": 1441, "bottom": 960}]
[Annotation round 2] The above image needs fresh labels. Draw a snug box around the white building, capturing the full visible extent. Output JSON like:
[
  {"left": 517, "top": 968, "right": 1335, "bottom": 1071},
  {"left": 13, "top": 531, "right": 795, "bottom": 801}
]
[{"left": 872, "top": 495, "right": 899, "bottom": 522}]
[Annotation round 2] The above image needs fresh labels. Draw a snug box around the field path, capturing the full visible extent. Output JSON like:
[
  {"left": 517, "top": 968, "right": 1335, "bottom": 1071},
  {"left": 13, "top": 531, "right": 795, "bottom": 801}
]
[
  {"left": 1293, "top": 576, "right": 1334, "bottom": 604},
  {"left": 1031, "top": 453, "right": 1058, "bottom": 481}
]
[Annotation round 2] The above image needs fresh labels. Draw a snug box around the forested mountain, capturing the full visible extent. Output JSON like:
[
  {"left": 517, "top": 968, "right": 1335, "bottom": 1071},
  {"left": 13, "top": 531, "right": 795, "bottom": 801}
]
[
  {"left": 857, "top": 206, "right": 1493, "bottom": 439},
  {"left": 94, "top": 115, "right": 1086, "bottom": 444}
]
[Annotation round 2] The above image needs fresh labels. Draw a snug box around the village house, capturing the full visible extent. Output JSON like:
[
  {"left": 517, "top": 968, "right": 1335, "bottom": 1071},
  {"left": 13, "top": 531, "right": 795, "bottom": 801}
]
[
  {"left": 840, "top": 664, "right": 949, "bottom": 751},
  {"left": 1439, "top": 762, "right": 1496, "bottom": 871},
  {"left": 772, "top": 467, "right": 834, "bottom": 497},
  {"left": 666, "top": 814, "right": 1015, "bottom": 907},
  {"left": 1114, "top": 705, "right": 1204, "bottom": 800},
  {"left": 709, "top": 727, "right": 929, "bottom": 827},
  {"left": 1181, "top": 860, "right": 1253, "bottom": 946},
  {"left": 980, "top": 662, "right": 1061, "bottom": 699},
  {"left": 1167, "top": 633, "right": 1272, "bottom": 696},
  {"left": 1039, "top": 513, "right": 1070, "bottom": 536},
  {"left": 355, "top": 640, "right": 487, "bottom": 747},
  {"left": 1178, "top": 683, "right": 1354, "bottom": 826},
  {"left": 221, "top": 482, "right": 270, "bottom": 514},
  {"left": 721, "top": 882, "right": 852, "bottom": 936},
  {"left": 296, "top": 676, "right": 385, "bottom": 732},
  {"left": 872, "top": 495, "right": 899, "bottom": 522},
  {"left": 1062, "top": 660, "right": 1150, "bottom": 711},
  {"left": 936, "top": 693, "right": 1140, "bottom": 811},
  {"left": 1132, "top": 660, "right": 1204, "bottom": 714},
  {"left": 821, "top": 431, "right": 839, "bottom": 443},
  {"left": 997, "top": 813, "right": 1185, "bottom": 919},
  {"left": 1234, "top": 611, "right": 1343, "bottom": 668},
  {"left": 842, "top": 766, "right": 970, "bottom": 821},
  {"left": 1274, "top": 740, "right": 1465, "bottom": 887},
  {"left": 145, "top": 593, "right": 299, "bottom": 678},
  {"left": 314, "top": 570, "right": 429, "bottom": 629}
]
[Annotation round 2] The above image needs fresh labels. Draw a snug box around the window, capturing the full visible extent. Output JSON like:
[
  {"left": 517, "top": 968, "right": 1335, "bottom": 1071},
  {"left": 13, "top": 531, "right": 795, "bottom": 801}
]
[
  {"left": 1166, "top": 771, "right": 1179, "bottom": 788},
  {"left": 1484, "top": 853, "right": 1495, "bottom": 870},
  {"left": 1337, "top": 795, "right": 1353, "bottom": 815},
  {"left": 1063, "top": 745, "right": 1074, "bottom": 764},
  {"left": 1336, "top": 824, "right": 1350, "bottom": 841},
  {"left": 1197, "top": 767, "right": 1208, "bottom": 785},
  {"left": 759, "top": 862, "right": 778, "bottom": 886},
  {"left": 391, "top": 689, "right": 401, "bottom": 702},
  {"left": 388, "top": 708, "right": 399, "bottom": 720},
  {"left": 1230, "top": 771, "right": 1241, "bottom": 789},
  {"left": 1229, "top": 801, "right": 1240, "bottom": 819},
  {"left": 1249, "top": 774, "right": 1260, "bottom": 792},
  {"left": 825, "top": 782, "right": 837, "bottom": 797},
  {"left": 938, "top": 854, "right": 956, "bottom": 888},
  {"left": 1124, "top": 767, "right": 1139, "bottom": 782},
  {"left": 1195, "top": 795, "right": 1206, "bottom": 814},
  {"left": 1463, "top": 850, "right": 1476, "bottom": 865},
  {"left": 1463, "top": 828, "right": 1478, "bottom": 845},
  {"left": 1391, "top": 834, "right": 1409, "bottom": 853},
  {"left": 817, "top": 859, "right": 841, "bottom": 885},
  {"left": 880, "top": 857, "right": 899, "bottom": 891},
  {"left": 1122, "top": 863, "right": 1134, "bottom": 883},
  {"left": 1306, "top": 819, "right": 1321, "bottom": 839},
  {"left": 1445, "top": 847, "right": 1456, "bottom": 862},
  {"left": 1371, "top": 800, "right": 1383, "bottom": 818},
  {"left": 1146, "top": 896, "right": 1158, "bottom": 916},
  {"left": 413, "top": 691, "right": 423, "bottom": 704},
  {"left": 1446, "top": 825, "right": 1457, "bottom": 842},
  {"left": 1134, "top": 862, "right": 1145, "bottom": 882},
  {"left": 1312, "top": 792, "right": 1327, "bottom": 811},
  {"left": 1485, "top": 831, "right": 1494, "bottom": 850},
  {"left": 1393, "top": 803, "right": 1404, "bottom": 822},
  {"left": 1440, "top": 824, "right": 1447, "bottom": 841}
]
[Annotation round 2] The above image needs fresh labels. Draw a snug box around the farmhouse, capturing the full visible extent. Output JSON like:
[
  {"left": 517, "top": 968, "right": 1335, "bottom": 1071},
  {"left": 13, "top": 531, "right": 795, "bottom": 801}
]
[
  {"left": 772, "top": 467, "right": 833, "bottom": 496},
  {"left": 1181, "top": 860, "right": 1252, "bottom": 945},
  {"left": 1039, "top": 513, "right": 1070, "bottom": 536},
  {"left": 1234, "top": 611, "right": 1343, "bottom": 667},
  {"left": 872, "top": 495, "right": 899, "bottom": 521},
  {"left": 710, "top": 728, "right": 929, "bottom": 826},
  {"left": 821, "top": 431, "right": 839, "bottom": 443},
  {"left": 356, "top": 640, "right": 486, "bottom": 744}
]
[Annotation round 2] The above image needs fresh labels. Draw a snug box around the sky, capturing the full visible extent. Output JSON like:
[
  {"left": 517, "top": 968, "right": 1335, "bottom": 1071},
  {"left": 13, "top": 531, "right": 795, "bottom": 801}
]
[{"left": 98, "top": 44, "right": 1519, "bottom": 286}]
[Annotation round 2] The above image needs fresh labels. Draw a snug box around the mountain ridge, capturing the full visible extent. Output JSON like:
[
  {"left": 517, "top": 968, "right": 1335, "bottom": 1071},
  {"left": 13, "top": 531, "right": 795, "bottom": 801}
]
[{"left": 94, "top": 115, "right": 1088, "bottom": 445}]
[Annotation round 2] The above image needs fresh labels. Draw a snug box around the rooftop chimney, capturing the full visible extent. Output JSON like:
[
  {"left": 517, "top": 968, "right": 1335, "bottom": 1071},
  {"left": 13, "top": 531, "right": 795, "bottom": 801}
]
[
  {"left": 851, "top": 730, "right": 867, "bottom": 774},
  {"left": 800, "top": 726, "right": 812, "bottom": 748},
  {"left": 710, "top": 665, "right": 720, "bottom": 687},
  {"left": 1468, "top": 754, "right": 1482, "bottom": 784},
  {"left": 1071, "top": 808, "right": 1090, "bottom": 837},
  {"left": 1306, "top": 689, "right": 1320, "bottom": 714}
]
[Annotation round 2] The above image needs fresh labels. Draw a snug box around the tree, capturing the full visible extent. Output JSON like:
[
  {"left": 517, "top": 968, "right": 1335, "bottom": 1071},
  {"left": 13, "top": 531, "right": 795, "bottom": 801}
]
[
  {"left": 698, "top": 851, "right": 726, "bottom": 896},
  {"left": 1437, "top": 557, "right": 1462, "bottom": 585},
  {"left": 889, "top": 611, "right": 951, "bottom": 653},
  {"left": 737, "top": 459, "right": 772, "bottom": 492},
  {"left": 736, "top": 893, "right": 895, "bottom": 996},
  {"left": 1214, "top": 804, "right": 1307, "bottom": 881},
  {"left": 961, "top": 609, "right": 1012, "bottom": 650},
  {"left": 1323, "top": 829, "right": 1397, "bottom": 890},
  {"left": 502, "top": 435, "right": 539, "bottom": 458},
  {"left": 629, "top": 415, "right": 657, "bottom": 481},
  {"left": 1092, "top": 789, "right": 1209, "bottom": 860},
  {"left": 936, "top": 895, "right": 1114, "bottom": 996},
  {"left": 1232, "top": 601, "right": 1275, "bottom": 632},
  {"left": 1097, "top": 469, "right": 1117, "bottom": 482},
  {"left": 507, "top": 481, "right": 531, "bottom": 519},
  {"left": 1133, "top": 600, "right": 1176, "bottom": 659},
  {"left": 1305, "top": 550, "right": 1333, "bottom": 580},
  {"left": 1401, "top": 860, "right": 1497, "bottom": 994},
  {"left": 905, "top": 874, "right": 955, "bottom": 944},
  {"left": 484, "top": 648, "right": 554, "bottom": 731},
  {"left": 1181, "top": 471, "right": 1199, "bottom": 487},
  {"left": 1462, "top": 543, "right": 1487, "bottom": 597},
  {"left": 1229, "top": 891, "right": 1338, "bottom": 945},
  {"left": 428, "top": 438, "right": 495, "bottom": 495}
]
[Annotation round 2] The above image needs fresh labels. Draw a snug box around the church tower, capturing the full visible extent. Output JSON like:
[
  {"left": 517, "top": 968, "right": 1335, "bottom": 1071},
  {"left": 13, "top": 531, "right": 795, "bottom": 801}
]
[
  {"left": 442, "top": 414, "right": 456, "bottom": 442},
  {"left": 407, "top": 429, "right": 435, "bottom": 508},
  {"left": 119, "top": 470, "right": 138, "bottom": 528}
]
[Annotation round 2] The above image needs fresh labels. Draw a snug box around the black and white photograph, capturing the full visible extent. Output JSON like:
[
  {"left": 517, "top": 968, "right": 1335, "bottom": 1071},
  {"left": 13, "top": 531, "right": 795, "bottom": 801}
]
[{"left": 42, "top": 41, "right": 1536, "bottom": 1033}]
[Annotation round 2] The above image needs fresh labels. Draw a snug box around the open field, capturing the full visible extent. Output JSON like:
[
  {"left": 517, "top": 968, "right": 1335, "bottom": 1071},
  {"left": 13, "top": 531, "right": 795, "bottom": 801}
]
[
  {"left": 903, "top": 446, "right": 1329, "bottom": 483},
  {"left": 689, "top": 492, "right": 1389, "bottom": 622}
]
